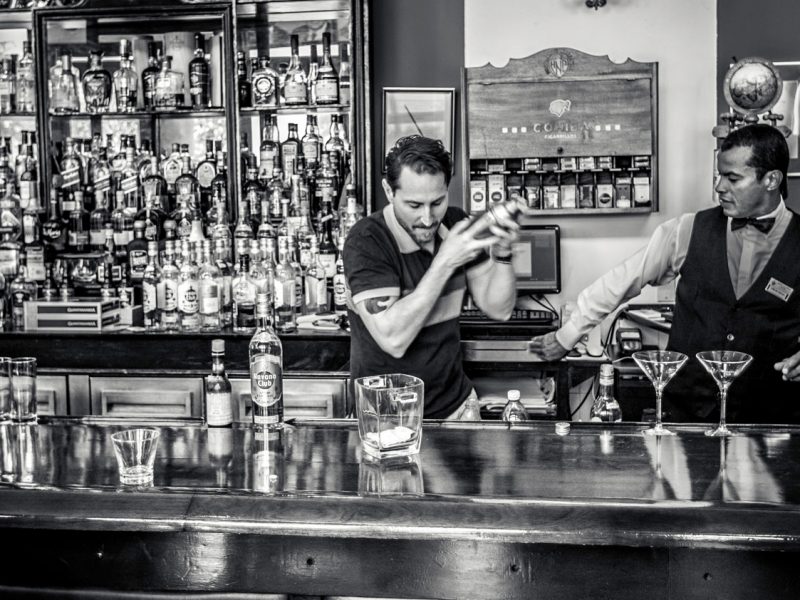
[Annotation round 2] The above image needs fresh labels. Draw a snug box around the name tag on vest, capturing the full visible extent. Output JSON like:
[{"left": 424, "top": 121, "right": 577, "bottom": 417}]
[{"left": 765, "top": 277, "right": 794, "bottom": 302}]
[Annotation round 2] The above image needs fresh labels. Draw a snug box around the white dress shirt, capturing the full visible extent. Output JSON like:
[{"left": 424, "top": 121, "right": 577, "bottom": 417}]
[{"left": 556, "top": 201, "right": 792, "bottom": 350}]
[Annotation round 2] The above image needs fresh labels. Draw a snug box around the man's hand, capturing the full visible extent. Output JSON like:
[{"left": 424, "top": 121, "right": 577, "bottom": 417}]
[
  {"left": 528, "top": 331, "right": 570, "bottom": 361},
  {"left": 433, "top": 218, "right": 501, "bottom": 272},
  {"left": 775, "top": 349, "right": 800, "bottom": 382}
]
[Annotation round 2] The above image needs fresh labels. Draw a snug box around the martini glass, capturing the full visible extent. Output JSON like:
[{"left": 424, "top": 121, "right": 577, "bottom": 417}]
[
  {"left": 696, "top": 350, "right": 753, "bottom": 437},
  {"left": 632, "top": 350, "right": 688, "bottom": 436}
]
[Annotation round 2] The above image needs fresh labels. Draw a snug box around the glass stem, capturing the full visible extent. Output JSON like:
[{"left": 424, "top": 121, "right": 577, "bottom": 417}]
[
  {"left": 655, "top": 387, "right": 663, "bottom": 430},
  {"left": 719, "top": 386, "right": 727, "bottom": 430}
]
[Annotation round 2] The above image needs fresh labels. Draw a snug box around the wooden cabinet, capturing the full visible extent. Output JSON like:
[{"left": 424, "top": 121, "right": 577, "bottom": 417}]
[
  {"left": 89, "top": 377, "right": 203, "bottom": 418},
  {"left": 36, "top": 376, "right": 68, "bottom": 416},
  {"left": 229, "top": 377, "right": 347, "bottom": 421}
]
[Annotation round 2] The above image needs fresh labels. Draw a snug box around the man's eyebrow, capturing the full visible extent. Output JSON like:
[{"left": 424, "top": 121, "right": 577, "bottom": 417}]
[{"left": 403, "top": 194, "right": 447, "bottom": 203}]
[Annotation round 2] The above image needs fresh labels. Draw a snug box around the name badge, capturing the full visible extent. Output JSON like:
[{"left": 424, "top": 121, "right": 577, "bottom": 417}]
[{"left": 765, "top": 277, "right": 794, "bottom": 302}]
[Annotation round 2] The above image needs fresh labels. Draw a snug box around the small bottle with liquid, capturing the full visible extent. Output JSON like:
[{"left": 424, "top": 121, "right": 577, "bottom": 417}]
[{"left": 590, "top": 363, "right": 622, "bottom": 422}]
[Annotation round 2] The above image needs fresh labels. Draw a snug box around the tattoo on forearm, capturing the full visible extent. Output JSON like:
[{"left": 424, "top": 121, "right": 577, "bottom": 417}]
[{"left": 364, "top": 297, "right": 392, "bottom": 315}]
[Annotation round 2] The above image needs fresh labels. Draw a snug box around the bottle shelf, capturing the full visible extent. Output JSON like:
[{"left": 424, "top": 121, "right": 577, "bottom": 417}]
[
  {"left": 49, "top": 108, "right": 226, "bottom": 119},
  {"left": 239, "top": 104, "right": 351, "bottom": 117},
  {"left": 521, "top": 206, "right": 653, "bottom": 218},
  {"left": 0, "top": 111, "right": 36, "bottom": 117}
]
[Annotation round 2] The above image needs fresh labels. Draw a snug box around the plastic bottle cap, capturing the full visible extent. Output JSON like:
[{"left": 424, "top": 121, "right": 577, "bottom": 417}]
[
  {"left": 600, "top": 364, "right": 614, "bottom": 377},
  {"left": 555, "top": 422, "right": 571, "bottom": 436},
  {"left": 507, "top": 389, "right": 521, "bottom": 401},
  {"left": 211, "top": 339, "right": 225, "bottom": 353}
]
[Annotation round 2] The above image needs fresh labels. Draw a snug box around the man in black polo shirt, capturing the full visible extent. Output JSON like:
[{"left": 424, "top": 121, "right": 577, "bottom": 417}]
[{"left": 344, "top": 136, "right": 519, "bottom": 419}]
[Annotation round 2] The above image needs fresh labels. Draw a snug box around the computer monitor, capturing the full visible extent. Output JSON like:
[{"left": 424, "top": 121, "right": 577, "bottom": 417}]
[{"left": 511, "top": 225, "right": 561, "bottom": 294}]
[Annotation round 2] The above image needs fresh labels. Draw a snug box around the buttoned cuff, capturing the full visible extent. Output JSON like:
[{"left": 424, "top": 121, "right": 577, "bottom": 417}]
[{"left": 555, "top": 320, "right": 583, "bottom": 350}]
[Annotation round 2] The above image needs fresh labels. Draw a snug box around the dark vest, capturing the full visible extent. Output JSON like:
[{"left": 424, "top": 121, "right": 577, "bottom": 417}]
[{"left": 665, "top": 206, "right": 800, "bottom": 423}]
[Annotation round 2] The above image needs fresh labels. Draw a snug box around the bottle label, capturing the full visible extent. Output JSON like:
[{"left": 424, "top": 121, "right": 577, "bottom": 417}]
[
  {"left": 333, "top": 274, "right": 347, "bottom": 307},
  {"left": 315, "top": 80, "right": 339, "bottom": 103},
  {"left": 302, "top": 141, "right": 319, "bottom": 163},
  {"left": 196, "top": 163, "right": 216, "bottom": 187},
  {"left": 319, "top": 253, "right": 337, "bottom": 279},
  {"left": 200, "top": 283, "right": 220, "bottom": 314},
  {"left": 129, "top": 250, "right": 148, "bottom": 279},
  {"left": 206, "top": 391, "right": 232, "bottom": 426},
  {"left": 26, "top": 246, "right": 45, "bottom": 281},
  {"left": 250, "top": 354, "right": 283, "bottom": 408},
  {"left": 143, "top": 281, "right": 157, "bottom": 313},
  {"left": 61, "top": 166, "right": 81, "bottom": 190},
  {"left": 178, "top": 281, "right": 199, "bottom": 314},
  {"left": 163, "top": 162, "right": 182, "bottom": 185},
  {"left": 68, "top": 230, "right": 88, "bottom": 246},
  {"left": 19, "top": 183, "right": 31, "bottom": 209},
  {"left": 284, "top": 81, "right": 307, "bottom": 104},
  {"left": 121, "top": 175, "right": 138, "bottom": 193},
  {"left": 145, "top": 222, "right": 158, "bottom": 241},
  {"left": 253, "top": 75, "right": 276, "bottom": 105},
  {"left": 89, "top": 229, "right": 105, "bottom": 246},
  {"left": 222, "top": 275, "right": 232, "bottom": 306},
  {"left": 162, "top": 279, "right": 178, "bottom": 310}
]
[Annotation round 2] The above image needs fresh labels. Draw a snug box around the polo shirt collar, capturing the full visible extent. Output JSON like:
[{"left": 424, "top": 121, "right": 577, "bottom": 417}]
[{"left": 383, "top": 204, "right": 449, "bottom": 254}]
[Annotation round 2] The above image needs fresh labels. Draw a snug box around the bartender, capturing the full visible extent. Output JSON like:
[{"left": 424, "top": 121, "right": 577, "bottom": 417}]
[
  {"left": 343, "top": 135, "right": 519, "bottom": 419},
  {"left": 529, "top": 124, "right": 800, "bottom": 423}
]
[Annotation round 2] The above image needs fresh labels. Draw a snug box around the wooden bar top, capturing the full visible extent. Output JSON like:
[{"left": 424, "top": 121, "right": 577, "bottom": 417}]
[{"left": 2, "top": 418, "right": 800, "bottom": 550}]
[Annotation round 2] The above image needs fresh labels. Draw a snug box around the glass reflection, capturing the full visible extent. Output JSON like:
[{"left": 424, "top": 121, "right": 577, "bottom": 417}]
[
  {"left": 250, "top": 427, "right": 286, "bottom": 494},
  {"left": 358, "top": 452, "right": 424, "bottom": 497}
]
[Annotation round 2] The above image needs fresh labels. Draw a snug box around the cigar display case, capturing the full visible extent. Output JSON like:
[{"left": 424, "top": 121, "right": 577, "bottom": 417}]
[{"left": 463, "top": 47, "right": 658, "bottom": 216}]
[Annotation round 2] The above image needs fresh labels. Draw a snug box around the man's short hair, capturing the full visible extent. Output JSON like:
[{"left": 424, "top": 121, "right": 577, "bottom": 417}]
[
  {"left": 384, "top": 135, "right": 452, "bottom": 192},
  {"left": 721, "top": 124, "right": 789, "bottom": 198}
]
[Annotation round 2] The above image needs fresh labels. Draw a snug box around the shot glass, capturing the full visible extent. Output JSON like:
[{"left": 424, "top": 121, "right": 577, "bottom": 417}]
[
  {"left": 0, "top": 358, "right": 11, "bottom": 422},
  {"left": 110, "top": 428, "right": 160, "bottom": 486},
  {"left": 10, "top": 358, "right": 37, "bottom": 423}
]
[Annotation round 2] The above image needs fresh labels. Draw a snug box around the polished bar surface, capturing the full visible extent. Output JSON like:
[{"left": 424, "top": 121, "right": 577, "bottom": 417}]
[{"left": 1, "top": 418, "right": 800, "bottom": 598}]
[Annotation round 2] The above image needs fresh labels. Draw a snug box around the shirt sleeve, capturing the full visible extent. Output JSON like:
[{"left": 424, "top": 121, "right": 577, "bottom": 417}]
[
  {"left": 555, "top": 213, "right": 695, "bottom": 349},
  {"left": 343, "top": 223, "right": 401, "bottom": 306}
]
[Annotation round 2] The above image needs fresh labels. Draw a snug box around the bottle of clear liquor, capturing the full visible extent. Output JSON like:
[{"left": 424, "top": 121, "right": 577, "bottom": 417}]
[
  {"left": 590, "top": 364, "right": 622, "bottom": 422},
  {"left": 283, "top": 35, "right": 307, "bottom": 106},
  {"left": 213, "top": 237, "right": 233, "bottom": 327},
  {"left": 177, "top": 239, "right": 200, "bottom": 332},
  {"left": 258, "top": 116, "right": 280, "bottom": 182},
  {"left": 501, "top": 389, "right": 529, "bottom": 422},
  {"left": 251, "top": 55, "right": 279, "bottom": 108},
  {"left": 338, "top": 42, "right": 351, "bottom": 106},
  {"left": 0, "top": 57, "right": 16, "bottom": 115},
  {"left": 233, "top": 198, "right": 253, "bottom": 262},
  {"left": 307, "top": 42, "right": 319, "bottom": 105},
  {"left": 51, "top": 51, "right": 80, "bottom": 114},
  {"left": 304, "top": 237, "right": 328, "bottom": 314},
  {"left": 158, "top": 240, "right": 180, "bottom": 331},
  {"left": 189, "top": 33, "right": 211, "bottom": 109},
  {"left": 141, "top": 240, "right": 161, "bottom": 330},
  {"left": 248, "top": 239, "right": 270, "bottom": 297},
  {"left": 206, "top": 339, "right": 233, "bottom": 427},
  {"left": 82, "top": 50, "right": 111, "bottom": 114},
  {"left": 17, "top": 40, "right": 35, "bottom": 114},
  {"left": 141, "top": 41, "right": 163, "bottom": 110},
  {"left": 274, "top": 236, "right": 297, "bottom": 333},
  {"left": 198, "top": 239, "right": 221, "bottom": 332},
  {"left": 316, "top": 32, "right": 339, "bottom": 105},
  {"left": 232, "top": 244, "right": 256, "bottom": 333},
  {"left": 249, "top": 292, "right": 283, "bottom": 430},
  {"left": 112, "top": 39, "right": 138, "bottom": 113}
]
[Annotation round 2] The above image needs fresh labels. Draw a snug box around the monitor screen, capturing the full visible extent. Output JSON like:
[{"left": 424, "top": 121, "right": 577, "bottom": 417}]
[{"left": 511, "top": 225, "right": 561, "bottom": 294}]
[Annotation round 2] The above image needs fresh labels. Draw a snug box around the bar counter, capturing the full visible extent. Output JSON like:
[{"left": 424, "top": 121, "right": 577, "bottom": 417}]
[{"left": 1, "top": 418, "right": 800, "bottom": 598}]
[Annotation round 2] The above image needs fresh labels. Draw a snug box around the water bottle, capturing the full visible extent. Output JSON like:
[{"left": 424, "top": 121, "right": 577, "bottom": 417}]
[
  {"left": 502, "top": 389, "right": 529, "bottom": 422},
  {"left": 590, "top": 364, "right": 622, "bottom": 422},
  {"left": 461, "top": 396, "right": 482, "bottom": 421}
]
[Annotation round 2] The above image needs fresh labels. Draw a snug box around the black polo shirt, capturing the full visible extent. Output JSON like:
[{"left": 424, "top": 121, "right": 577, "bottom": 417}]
[{"left": 343, "top": 205, "right": 491, "bottom": 418}]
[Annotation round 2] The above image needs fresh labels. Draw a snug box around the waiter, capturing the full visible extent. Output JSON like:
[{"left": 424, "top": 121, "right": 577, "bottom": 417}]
[
  {"left": 530, "top": 124, "right": 800, "bottom": 423},
  {"left": 343, "top": 135, "right": 519, "bottom": 419}
]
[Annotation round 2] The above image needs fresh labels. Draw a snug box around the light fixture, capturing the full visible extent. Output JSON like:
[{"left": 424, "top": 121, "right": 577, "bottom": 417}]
[{"left": 586, "top": 0, "right": 607, "bottom": 9}]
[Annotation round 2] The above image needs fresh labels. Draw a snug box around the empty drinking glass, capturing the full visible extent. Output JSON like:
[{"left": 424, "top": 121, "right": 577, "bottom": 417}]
[
  {"left": 632, "top": 350, "right": 688, "bottom": 436},
  {"left": 355, "top": 374, "right": 423, "bottom": 459},
  {"left": 696, "top": 350, "right": 753, "bottom": 437},
  {"left": 111, "top": 428, "right": 160, "bottom": 485},
  {"left": 0, "top": 358, "right": 11, "bottom": 421},
  {"left": 10, "top": 357, "right": 37, "bottom": 422}
]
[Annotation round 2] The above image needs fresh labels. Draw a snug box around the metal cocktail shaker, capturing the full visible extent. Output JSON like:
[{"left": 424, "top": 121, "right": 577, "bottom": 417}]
[{"left": 468, "top": 198, "right": 524, "bottom": 238}]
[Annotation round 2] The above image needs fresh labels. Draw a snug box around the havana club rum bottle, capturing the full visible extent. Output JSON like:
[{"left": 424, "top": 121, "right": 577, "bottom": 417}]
[{"left": 249, "top": 292, "right": 283, "bottom": 430}]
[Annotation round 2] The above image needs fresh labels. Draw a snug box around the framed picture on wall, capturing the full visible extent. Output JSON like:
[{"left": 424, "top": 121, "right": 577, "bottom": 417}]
[
  {"left": 382, "top": 87, "right": 455, "bottom": 170},
  {"left": 773, "top": 61, "right": 800, "bottom": 176}
]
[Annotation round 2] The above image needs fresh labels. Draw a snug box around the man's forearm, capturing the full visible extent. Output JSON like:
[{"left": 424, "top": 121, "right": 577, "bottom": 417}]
[{"left": 472, "top": 262, "right": 516, "bottom": 320}]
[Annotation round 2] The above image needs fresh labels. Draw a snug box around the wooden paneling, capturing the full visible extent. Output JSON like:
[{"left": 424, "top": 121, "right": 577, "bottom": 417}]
[{"left": 90, "top": 377, "right": 203, "bottom": 418}]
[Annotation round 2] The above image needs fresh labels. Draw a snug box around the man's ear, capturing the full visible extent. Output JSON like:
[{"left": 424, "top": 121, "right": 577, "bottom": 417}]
[
  {"left": 765, "top": 169, "right": 783, "bottom": 192},
  {"left": 381, "top": 178, "right": 394, "bottom": 202}
]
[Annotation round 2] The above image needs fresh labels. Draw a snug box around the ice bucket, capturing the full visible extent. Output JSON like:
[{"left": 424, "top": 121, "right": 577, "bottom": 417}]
[{"left": 355, "top": 374, "right": 423, "bottom": 458}]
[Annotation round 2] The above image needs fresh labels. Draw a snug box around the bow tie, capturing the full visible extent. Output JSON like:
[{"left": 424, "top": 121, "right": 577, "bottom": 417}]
[{"left": 731, "top": 217, "right": 776, "bottom": 233}]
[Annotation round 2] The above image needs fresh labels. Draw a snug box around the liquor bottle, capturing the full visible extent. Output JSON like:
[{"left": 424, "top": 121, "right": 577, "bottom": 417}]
[
  {"left": 283, "top": 35, "right": 308, "bottom": 106},
  {"left": 248, "top": 239, "right": 270, "bottom": 297},
  {"left": 249, "top": 292, "right": 283, "bottom": 430},
  {"left": 257, "top": 198, "right": 275, "bottom": 242},
  {"left": 90, "top": 146, "right": 112, "bottom": 206},
  {"left": 127, "top": 220, "right": 148, "bottom": 282},
  {"left": 251, "top": 55, "right": 278, "bottom": 108},
  {"left": 338, "top": 42, "right": 351, "bottom": 106},
  {"left": 325, "top": 114, "right": 348, "bottom": 157},
  {"left": 240, "top": 132, "right": 257, "bottom": 188},
  {"left": 301, "top": 115, "right": 321, "bottom": 170},
  {"left": 98, "top": 225, "right": 120, "bottom": 287},
  {"left": 318, "top": 195, "right": 337, "bottom": 279},
  {"left": 42, "top": 192, "right": 66, "bottom": 263},
  {"left": 0, "top": 57, "right": 15, "bottom": 115},
  {"left": 590, "top": 364, "right": 622, "bottom": 422},
  {"left": 59, "top": 137, "right": 84, "bottom": 193},
  {"left": 210, "top": 151, "right": 228, "bottom": 212},
  {"left": 188, "top": 33, "right": 211, "bottom": 109},
  {"left": 82, "top": 50, "right": 111, "bottom": 114},
  {"left": 16, "top": 40, "right": 35, "bottom": 113},
  {"left": 178, "top": 240, "right": 200, "bottom": 332},
  {"left": 118, "top": 142, "right": 141, "bottom": 211},
  {"left": 154, "top": 55, "right": 184, "bottom": 110},
  {"left": 141, "top": 41, "right": 163, "bottom": 109},
  {"left": 67, "top": 195, "right": 90, "bottom": 252},
  {"left": 159, "top": 241, "right": 180, "bottom": 331},
  {"left": 112, "top": 39, "right": 138, "bottom": 113},
  {"left": 136, "top": 192, "right": 166, "bottom": 244},
  {"left": 332, "top": 235, "right": 347, "bottom": 316},
  {"left": 18, "top": 145, "right": 37, "bottom": 213},
  {"left": 141, "top": 240, "right": 161, "bottom": 330},
  {"left": 274, "top": 236, "right": 296, "bottom": 332},
  {"left": 21, "top": 206, "right": 42, "bottom": 283},
  {"left": 304, "top": 237, "right": 327, "bottom": 314},
  {"left": 501, "top": 389, "right": 529, "bottom": 422},
  {"left": 8, "top": 253, "right": 36, "bottom": 330},
  {"left": 195, "top": 139, "right": 217, "bottom": 217},
  {"left": 213, "top": 238, "right": 233, "bottom": 327},
  {"left": 172, "top": 187, "right": 197, "bottom": 240},
  {"left": 50, "top": 51, "right": 80, "bottom": 114},
  {"left": 233, "top": 197, "right": 253, "bottom": 260},
  {"left": 232, "top": 246, "right": 256, "bottom": 332},
  {"left": 258, "top": 116, "right": 280, "bottom": 182},
  {"left": 40, "top": 263, "right": 57, "bottom": 301},
  {"left": 198, "top": 239, "right": 221, "bottom": 332},
  {"left": 316, "top": 32, "right": 339, "bottom": 105},
  {"left": 244, "top": 166, "right": 265, "bottom": 227},
  {"left": 162, "top": 143, "right": 183, "bottom": 196},
  {"left": 206, "top": 339, "right": 233, "bottom": 427},
  {"left": 111, "top": 190, "right": 134, "bottom": 253},
  {"left": 89, "top": 190, "right": 110, "bottom": 250},
  {"left": 236, "top": 50, "right": 251, "bottom": 108},
  {"left": 307, "top": 42, "right": 319, "bottom": 105},
  {"left": 281, "top": 123, "right": 301, "bottom": 179}
]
